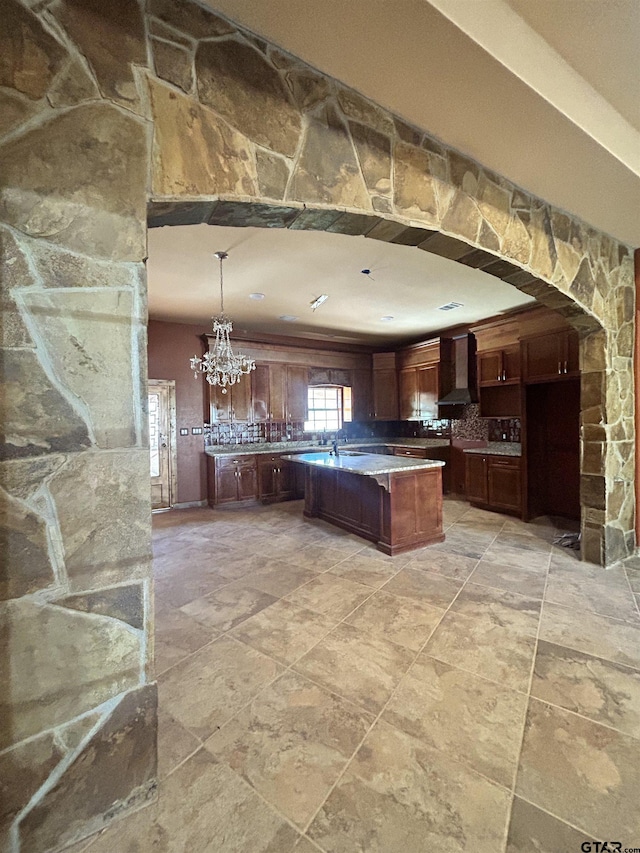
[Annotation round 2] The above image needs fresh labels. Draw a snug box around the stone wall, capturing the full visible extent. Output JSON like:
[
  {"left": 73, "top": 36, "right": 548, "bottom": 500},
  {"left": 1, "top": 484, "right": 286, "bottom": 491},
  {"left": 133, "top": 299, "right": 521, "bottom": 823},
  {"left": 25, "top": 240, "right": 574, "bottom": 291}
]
[{"left": 0, "top": 0, "right": 635, "bottom": 849}]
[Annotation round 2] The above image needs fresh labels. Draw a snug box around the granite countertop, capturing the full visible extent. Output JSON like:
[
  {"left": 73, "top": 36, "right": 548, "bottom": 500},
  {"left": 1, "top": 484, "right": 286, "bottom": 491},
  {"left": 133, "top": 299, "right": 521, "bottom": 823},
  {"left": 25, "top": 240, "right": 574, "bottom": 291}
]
[
  {"left": 205, "top": 438, "right": 451, "bottom": 456},
  {"left": 282, "top": 451, "right": 445, "bottom": 476},
  {"left": 463, "top": 442, "right": 522, "bottom": 457}
]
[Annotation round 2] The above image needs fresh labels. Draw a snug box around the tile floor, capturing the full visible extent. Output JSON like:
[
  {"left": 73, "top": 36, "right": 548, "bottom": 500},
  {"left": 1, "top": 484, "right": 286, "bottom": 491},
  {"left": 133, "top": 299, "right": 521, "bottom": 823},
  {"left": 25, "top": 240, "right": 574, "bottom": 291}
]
[{"left": 75, "top": 498, "right": 640, "bottom": 853}]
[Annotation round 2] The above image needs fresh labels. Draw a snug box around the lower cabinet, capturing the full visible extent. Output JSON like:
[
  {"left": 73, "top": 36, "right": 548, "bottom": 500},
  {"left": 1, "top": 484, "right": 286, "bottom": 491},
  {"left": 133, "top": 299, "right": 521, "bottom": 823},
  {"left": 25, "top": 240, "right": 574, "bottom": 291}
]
[
  {"left": 465, "top": 453, "right": 521, "bottom": 515},
  {"left": 257, "top": 454, "right": 299, "bottom": 502},
  {"left": 208, "top": 455, "right": 258, "bottom": 506},
  {"left": 391, "top": 446, "right": 451, "bottom": 493}
]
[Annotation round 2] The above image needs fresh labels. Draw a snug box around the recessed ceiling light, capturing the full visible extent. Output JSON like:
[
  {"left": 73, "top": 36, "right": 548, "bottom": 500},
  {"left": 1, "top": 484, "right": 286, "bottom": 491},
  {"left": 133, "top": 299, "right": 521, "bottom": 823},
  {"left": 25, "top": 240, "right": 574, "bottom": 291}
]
[
  {"left": 380, "top": 316, "right": 394, "bottom": 322},
  {"left": 279, "top": 315, "right": 298, "bottom": 322},
  {"left": 249, "top": 292, "right": 265, "bottom": 300}
]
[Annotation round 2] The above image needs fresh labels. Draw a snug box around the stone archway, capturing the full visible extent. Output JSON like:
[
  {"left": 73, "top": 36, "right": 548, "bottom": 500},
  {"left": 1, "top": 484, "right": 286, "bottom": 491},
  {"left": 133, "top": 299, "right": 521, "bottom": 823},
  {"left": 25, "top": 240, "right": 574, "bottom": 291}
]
[{"left": 0, "top": 0, "right": 634, "bottom": 849}]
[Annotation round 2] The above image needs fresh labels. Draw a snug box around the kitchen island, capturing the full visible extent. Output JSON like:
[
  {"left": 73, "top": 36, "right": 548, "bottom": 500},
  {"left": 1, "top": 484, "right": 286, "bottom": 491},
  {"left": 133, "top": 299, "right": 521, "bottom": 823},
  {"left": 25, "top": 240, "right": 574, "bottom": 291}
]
[{"left": 284, "top": 451, "right": 445, "bottom": 555}]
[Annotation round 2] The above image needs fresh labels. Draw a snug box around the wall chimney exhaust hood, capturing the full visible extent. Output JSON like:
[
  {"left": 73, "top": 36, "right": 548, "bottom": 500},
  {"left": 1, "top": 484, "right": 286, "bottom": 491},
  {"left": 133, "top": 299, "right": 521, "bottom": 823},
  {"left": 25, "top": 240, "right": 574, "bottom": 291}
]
[{"left": 437, "top": 334, "right": 478, "bottom": 406}]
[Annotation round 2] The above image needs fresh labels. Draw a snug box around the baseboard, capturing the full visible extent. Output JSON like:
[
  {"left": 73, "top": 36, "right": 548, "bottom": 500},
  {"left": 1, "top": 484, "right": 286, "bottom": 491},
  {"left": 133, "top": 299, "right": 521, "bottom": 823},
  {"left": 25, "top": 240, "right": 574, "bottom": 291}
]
[{"left": 170, "top": 500, "right": 208, "bottom": 509}]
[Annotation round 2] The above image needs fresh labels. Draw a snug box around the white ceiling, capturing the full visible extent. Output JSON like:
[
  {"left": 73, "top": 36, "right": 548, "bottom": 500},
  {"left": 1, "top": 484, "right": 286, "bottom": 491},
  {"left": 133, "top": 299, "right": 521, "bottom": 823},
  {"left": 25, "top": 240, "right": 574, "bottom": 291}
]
[
  {"left": 204, "top": 0, "right": 640, "bottom": 247},
  {"left": 147, "top": 224, "right": 535, "bottom": 345}
]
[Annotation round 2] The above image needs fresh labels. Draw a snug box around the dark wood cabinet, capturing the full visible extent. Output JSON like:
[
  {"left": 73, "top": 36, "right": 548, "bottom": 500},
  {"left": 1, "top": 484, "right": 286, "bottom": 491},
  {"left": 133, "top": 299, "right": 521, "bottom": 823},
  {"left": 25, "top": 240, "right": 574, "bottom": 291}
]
[
  {"left": 372, "top": 352, "right": 398, "bottom": 420},
  {"left": 398, "top": 368, "right": 419, "bottom": 420},
  {"left": 208, "top": 454, "right": 258, "bottom": 505},
  {"left": 465, "top": 452, "right": 521, "bottom": 515},
  {"left": 487, "top": 457, "right": 521, "bottom": 512},
  {"left": 477, "top": 346, "right": 520, "bottom": 386},
  {"left": 522, "top": 330, "right": 579, "bottom": 382},
  {"left": 208, "top": 377, "right": 252, "bottom": 423},
  {"left": 251, "top": 363, "right": 287, "bottom": 422},
  {"left": 465, "top": 454, "right": 489, "bottom": 504},
  {"left": 257, "top": 454, "right": 297, "bottom": 502},
  {"left": 351, "top": 368, "right": 373, "bottom": 421},
  {"left": 286, "top": 366, "right": 308, "bottom": 421}
]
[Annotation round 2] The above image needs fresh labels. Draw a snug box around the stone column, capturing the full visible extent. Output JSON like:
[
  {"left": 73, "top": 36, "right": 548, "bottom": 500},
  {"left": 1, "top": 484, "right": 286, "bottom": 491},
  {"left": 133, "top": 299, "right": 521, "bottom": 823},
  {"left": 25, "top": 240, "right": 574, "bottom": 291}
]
[{"left": 0, "top": 1, "right": 156, "bottom": 851}]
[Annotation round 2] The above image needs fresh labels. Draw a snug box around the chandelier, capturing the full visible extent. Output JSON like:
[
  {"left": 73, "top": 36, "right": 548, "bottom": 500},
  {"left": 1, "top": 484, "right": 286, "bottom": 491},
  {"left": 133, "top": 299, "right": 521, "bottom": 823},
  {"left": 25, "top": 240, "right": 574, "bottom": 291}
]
[{"left": 190, "top": 251, "right": 255, "bottom": 393}]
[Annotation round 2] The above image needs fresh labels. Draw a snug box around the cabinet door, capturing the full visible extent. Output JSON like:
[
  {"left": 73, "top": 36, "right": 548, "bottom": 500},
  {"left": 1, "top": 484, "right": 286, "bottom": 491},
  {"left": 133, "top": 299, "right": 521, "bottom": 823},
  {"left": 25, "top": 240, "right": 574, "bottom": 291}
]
[
  {"left": 215, "top": 465, "right": 239, "bottom": 503},
  {"left": 399, "top": 368, "right": 419, "bottom": 420},
  {"left": 231, "top": 377, "right": 251, "bottom": 421},
  {"left": 487, "top": 458, "right": 521, "bottom": 512},
  {"left": 478, "top": 352, "right": 503, "bottom": 386},
  {"left": 269, "top": 364, "right": 287, "bottom": 420},
  {"left": 523, "top": 333, "right": 562, "bottom": 381},
  {"left": 209, "top": 385, "right": 231, "bottom": 423},
  {"left": 257, "top": 458, "right": 277, "bottom": 499},
  {"left": 237, "top": 462, "right": 257, "bottom": 500},
  {"left": 287, "top": 366, "right": 308, "bottom": 421},
  {"left": 503, "top": 346, "right": 520, "bottom": 382},
  {"left": 372, "top": 369, "right": 398, "bottom": 420},
  {"left": 251, "top": 365, "right": 270, "bottom": 422},
  {"left": 465, "top": 455, "right": 488, "bottom": 503},
  {"left": 351, "top": 368, "right": 373, "bottom": 421},
  {"left": 417, "top": 365, "right": 438, "bottom": 419},
  {"left": 277, "top": 459, "right": 297, "bottom": 499}
]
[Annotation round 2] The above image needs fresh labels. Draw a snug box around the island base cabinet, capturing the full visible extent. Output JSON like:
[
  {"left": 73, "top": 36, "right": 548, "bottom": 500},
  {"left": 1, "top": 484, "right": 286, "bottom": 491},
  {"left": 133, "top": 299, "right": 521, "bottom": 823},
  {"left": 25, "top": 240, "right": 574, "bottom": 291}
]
[{"left": 303, "top": 465, "right": 444, "bottom": 555}]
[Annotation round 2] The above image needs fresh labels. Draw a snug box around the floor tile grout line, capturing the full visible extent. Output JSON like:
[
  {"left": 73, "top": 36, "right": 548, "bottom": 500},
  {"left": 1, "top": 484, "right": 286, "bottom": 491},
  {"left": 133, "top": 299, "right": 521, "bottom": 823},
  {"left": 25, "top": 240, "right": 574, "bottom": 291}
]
[
  {"left": 501, "top": 539, "right": 553, "bottom": 852},
  {"left": 512, "top": 792, "right": 605, "bottom": 845}
]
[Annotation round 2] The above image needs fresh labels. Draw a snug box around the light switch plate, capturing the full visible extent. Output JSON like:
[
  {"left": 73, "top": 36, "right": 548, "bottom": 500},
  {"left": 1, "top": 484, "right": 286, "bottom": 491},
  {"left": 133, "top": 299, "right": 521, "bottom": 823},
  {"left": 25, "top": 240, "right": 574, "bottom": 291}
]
[{"left": 179, "top": 428, "right": 188, "bottom": 436}]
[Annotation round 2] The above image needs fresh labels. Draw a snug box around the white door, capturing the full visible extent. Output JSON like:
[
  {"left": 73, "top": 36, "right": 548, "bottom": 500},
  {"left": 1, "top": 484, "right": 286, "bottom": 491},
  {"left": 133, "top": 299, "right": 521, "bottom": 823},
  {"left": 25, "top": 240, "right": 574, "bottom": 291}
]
[{"left": 148, "top": 381, "right": 175, "bottom": 510}]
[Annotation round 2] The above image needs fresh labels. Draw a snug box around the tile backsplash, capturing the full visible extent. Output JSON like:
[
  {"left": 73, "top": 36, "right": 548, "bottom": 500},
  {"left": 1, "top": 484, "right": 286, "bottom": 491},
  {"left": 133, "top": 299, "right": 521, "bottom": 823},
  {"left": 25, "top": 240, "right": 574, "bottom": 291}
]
[{"left": 204, "top": 407, "right": 520, "bottom": 445}]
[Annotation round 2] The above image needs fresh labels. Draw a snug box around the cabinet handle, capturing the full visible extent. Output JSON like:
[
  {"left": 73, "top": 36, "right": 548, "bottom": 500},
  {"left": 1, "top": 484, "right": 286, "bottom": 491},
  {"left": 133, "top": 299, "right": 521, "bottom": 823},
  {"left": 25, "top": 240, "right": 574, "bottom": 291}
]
[
  {"left": 497, "top": 372, "right": 500, "bottom": 382},
  {"left": 564, "top": 360, "right": 568, "bottom": 374},
  {"left": 557, "top": 362, "right": 562, "bottom": 375},
  {"left": 502, "top": 369, "right": 506, "bottom": 381}
]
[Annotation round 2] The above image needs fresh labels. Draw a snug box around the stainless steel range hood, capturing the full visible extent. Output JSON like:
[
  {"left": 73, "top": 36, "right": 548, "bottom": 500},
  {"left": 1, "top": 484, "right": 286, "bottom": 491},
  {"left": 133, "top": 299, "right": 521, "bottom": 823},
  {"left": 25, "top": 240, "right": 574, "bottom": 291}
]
[{"left": 437, "top": 334, "right": 478, "bottom": 406}]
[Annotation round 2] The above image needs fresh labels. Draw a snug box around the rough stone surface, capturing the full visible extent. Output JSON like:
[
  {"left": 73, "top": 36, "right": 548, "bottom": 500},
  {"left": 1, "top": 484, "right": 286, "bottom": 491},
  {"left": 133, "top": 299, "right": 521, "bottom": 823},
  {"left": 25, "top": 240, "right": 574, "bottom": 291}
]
[
  {"left": 149, "top": 0, "right": 233, "bottom": 39},
  {"left": 336, "top": 87, "right": 394, "bottom": 136},
  {"left": 0, "top": 88, "right": 40, "bottom": 139},
  {"left": 0, "top": 224, "right": 35, "bottom": 348},
  {"left": 47, "top": 56, "right": 100, "bottom": 108},
  {"left": 1, "top": 0, "right": 67, "bottom": 99},
  {"left": 18, "top": 683, "right": 157, "bottom": 853},
  {"left": 0, "top": 103, "right": 148, "bottom": 261},
  {"left": 289, "top": 103, "right": 369, "bottom": 208},
  {"left": 393, "top": 142, "right": 438, "bottom": 222},
  {"left": 54, "top": 0, "right": 147, "bottom": 106},
  {"left": 0, "top": 487, "right": 53, "bottom": 600},
  {"left": 0, "top": 599, "right": 142, "bottom": 749},
  {"left": 255, "top": 149, "right": 290, "bottom": 200},
  {"left": 20, "top": 289, "right": 137, "bottom": 449},
  {"left": 351, "top": 123, "right": 391, "bottom": 195},
  {"left": 48, "top": 448, "right": 151, "bottom": 590},
  {"left": 196, "top": 38, "right": 301, "bottom": 157},
  {"left": 151, "top": 37, "right": 193, "bottom": 94},
  {"left": 441, "top": 190, "right": 482, "bottom": 244},
  {"left": 56, "top": 582, "right": 144, "bottom": 629},
  {"left": 0, "top": 731, "right": 65, "bottom": 839},
  {"left": 149, "top": 78, "right": 256, "bottom": 198},
  {"left": 286, "top": 67, "right": 331, "bottom": 112},
  {"left": 1, "top": 348, "right": 92, "bottom": 459}
]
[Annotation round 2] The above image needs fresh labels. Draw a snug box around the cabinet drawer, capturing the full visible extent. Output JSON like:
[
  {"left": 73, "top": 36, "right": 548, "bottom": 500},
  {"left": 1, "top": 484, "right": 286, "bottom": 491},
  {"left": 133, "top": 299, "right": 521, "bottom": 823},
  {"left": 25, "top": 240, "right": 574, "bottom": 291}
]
[
  {"left": 216, "top": 454, "right": 256, "bottom": 469},
  {"left": 393, "top": 447, "right": 427, "bottom": 458}
]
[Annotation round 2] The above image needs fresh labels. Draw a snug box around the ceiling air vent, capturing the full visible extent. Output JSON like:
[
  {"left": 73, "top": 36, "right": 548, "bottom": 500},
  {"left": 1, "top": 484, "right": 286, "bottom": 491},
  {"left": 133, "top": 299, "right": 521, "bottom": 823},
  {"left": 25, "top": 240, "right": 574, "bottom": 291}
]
[{"left": 438, "top": 301, "right": 464, "bottom": 311}]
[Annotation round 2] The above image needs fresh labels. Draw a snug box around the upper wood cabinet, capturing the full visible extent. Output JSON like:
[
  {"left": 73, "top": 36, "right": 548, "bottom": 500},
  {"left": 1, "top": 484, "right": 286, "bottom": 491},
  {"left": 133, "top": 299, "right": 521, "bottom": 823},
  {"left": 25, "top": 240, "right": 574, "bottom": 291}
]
[
  {"left": 208, "top": 378, "right": 252, "bottom": 423},
  {"left": 251, "top": 363, "right": 287, "bottom": 422},
  {"left": 477, "top": 346, "right": 520, "bottom": 386},
  {"left": 372, "top": 352, "right": 398, "bottom": 420},
  {"left": 396, "top": 339, "right": 452, "bottom": 421},
  {"left": 351, "top": 368, "right": 373, "bottom": 421},
  {"left": 286, "top": 366, "right": 308, "bottom": 421},
  {"left": 521, "top": 330, "right": 579, "bottom": 383}
]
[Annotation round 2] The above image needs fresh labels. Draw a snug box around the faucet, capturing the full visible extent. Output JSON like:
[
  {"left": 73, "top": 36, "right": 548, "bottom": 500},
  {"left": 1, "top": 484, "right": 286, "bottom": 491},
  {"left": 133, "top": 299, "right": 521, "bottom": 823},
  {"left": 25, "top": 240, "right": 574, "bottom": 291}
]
[{"left": 331, "top": 438, "right": 339, "bottom": 457}]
